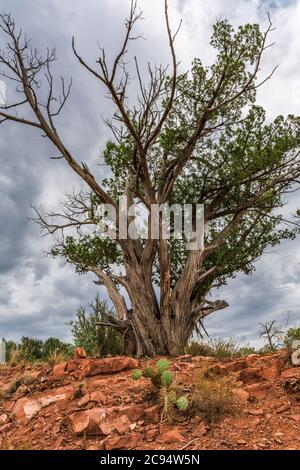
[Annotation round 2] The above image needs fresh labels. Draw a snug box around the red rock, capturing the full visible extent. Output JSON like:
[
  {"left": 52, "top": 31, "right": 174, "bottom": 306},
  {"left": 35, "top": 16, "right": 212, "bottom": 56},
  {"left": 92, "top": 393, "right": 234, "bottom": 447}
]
[
  {"left": 239, "top": 367, "right": 264, "bottom": 384},
  {"left": 0, "top": 413, "right": 8, "bottom": 424},
  {"left": 52, "top": 362, "right": 68, "bottom": 377},
  {"left": 226, "top": 359, "right": 247, "bottom": 373},
  {"left": 90, "top": 391, "right": 106, "bottom": 404},
  {"left": 290, "top": 414, "right": 300, "bottom": 422},
  {"left": 81, "top": 356, "right": 139, "bottom": 376},
  {"left": 69, "top": 408, "right": 107, "bottom": 435},
  {"left": 162, "top": 428, "right": 184, "bottom": 443},
  {"left": 146, "top": 428, "right": 159, "bottom": 441},
  {"left": 66, "top": 360, "right": 78, "bottom": 372},
  {"left": 119, "top": 404, "right": 145, "bottom": 422},
  {"left": 281, "top": 367, "right": 300, "bottom": 379},
  {"left": 114, "top": 415, "right": 131, "bottom": 434},
  {"left": 0, "top": 423, "right": 12, "bottom": 433},
  {"left": 275, "top": 403, "right": 291, "bottom": 413},
  {"left": 245, "top": 354, "right": 261, "bottom": 367},
  {"left": 195, "top": 422, "right": 207, "bottom": 436},
  {"left": 3, "top": 401, "right": 15, "bottom": 412},
  {"left": 244, "top": 383, "right": 271, "bottom": 399},
  {"left": 144, "top": 405, "right": 160, "bottom": 424},
  {"left": 233, "top": 388, "right": 249, "bottom": 403},
  {"left": 13, "top": 385, "right": 75, "bottom": 424},
  {"left": 247, "top": 408, "right": 264, "bottom": 416},
  {"left": 78, "top": 394, "right": 90, "bottom": 407},
  {"left": 104, "top": 433, "right": 141, "bottom": 450},
  {"left": 260, "top": 360, "right": 282, "bottom": 380},
  {"left": 75, "top": 347, "right": 87, "bottom": 359},
  {"left": 176, "top": 354, "right": 192, "bottom": 362}
]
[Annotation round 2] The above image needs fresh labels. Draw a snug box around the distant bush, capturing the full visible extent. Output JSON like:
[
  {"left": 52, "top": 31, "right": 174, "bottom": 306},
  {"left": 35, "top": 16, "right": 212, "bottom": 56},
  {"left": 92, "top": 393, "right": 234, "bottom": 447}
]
[
  {"left": 186, "top": 338, "right": 240, "bottom": 359},
  {"left": 2, "top": 336, "right": 73, "bottom": 364},
  {"left": 284, "top": 327, "right": 300, "bottom": 348},
  {"left": 69, "top": 295, "right": 124, "bottom": 357},
  {"left": 237, "top": 346, "right": 257, "bottom": 357}
]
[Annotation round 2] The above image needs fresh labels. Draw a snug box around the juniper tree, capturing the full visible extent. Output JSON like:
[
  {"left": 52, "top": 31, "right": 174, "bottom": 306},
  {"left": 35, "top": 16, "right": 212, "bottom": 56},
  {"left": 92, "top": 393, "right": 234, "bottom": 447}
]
[{"left": 1, "top": 2, "right": 300, "bottom": 356}]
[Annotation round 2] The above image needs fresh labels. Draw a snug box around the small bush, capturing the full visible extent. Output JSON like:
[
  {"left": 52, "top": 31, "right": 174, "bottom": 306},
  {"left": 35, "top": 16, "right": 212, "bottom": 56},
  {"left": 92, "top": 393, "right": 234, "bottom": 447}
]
[
  {"left": 237, "top": 346, "right": 257, "bottom": 357},
  {"left": 192, "top": 371, "right": 236, "bottom": 423},
  {"left": 186, "top": 341, "right": 213, "bottom": 357},
  {"left": 186, "top": 338, "right": 240, "bottom": 359},
  {"left": 69, "top": 295, "right": 124, "bottom": 356},
  {"left": 47, "top": 350, "right": 70, "bottom": 366}
]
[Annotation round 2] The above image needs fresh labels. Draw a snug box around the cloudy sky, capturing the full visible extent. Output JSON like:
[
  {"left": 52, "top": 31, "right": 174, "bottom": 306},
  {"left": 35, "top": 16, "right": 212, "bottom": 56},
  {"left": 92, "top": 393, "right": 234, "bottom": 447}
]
[{"left": 0, "top": 0, "right": 300, "bottom": 347}]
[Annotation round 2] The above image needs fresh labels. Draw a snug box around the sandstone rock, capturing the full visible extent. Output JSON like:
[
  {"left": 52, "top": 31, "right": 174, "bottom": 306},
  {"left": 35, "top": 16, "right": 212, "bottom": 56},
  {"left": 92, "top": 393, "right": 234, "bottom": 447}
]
[
  {"left": 69, "top": 408, "right": 107, "bottom": 435},
  {"left": 114, "top": 415, "right": 131, "bottom": 434},
  {"left": 78, "top": 393, "right": 90, "bottom": 407},
  {"left": 52, "top": 362, "right": 68, "bottom": 378},
  {"left": 191, "top": 356, "right": 216, "bottom": 363},
  {"left": 146, "top": 428, "right": 159, "bottom": 441},
  {"left": 281, "top": 367, "right": 300, "bottom": 379},
  {"left": 104, "top": 432, "right": 141, "bottom": 450},
  {"left": 0, "top": 413, "right": 8, "bottom": 424},
  {"left": 0, "top": 423, "right": 12, "bottom": 433},
  {"left": 144, "top": 405, "right": 160, "bottom": 424},
  {"left": 12, "top": 385, "right": 75, "bottom": 424},
  {"left": 75, "top": 347, "right": 87, "bottom": 359},
  {"left": 82, "top": 356, "right": 138, "bottom": 376},
  {"left": 239, "top": 367, "right": 264, "bottom": 384},
  {"left": 226, "top": 359, "right": 247, "bottom": 373},
  {"left": 162, "top": 428, "right": 184, "bottom": 443},
  {"left": 290, "top": 414, "right": 300, "bottom": 422},
  {"left": 260, "top": 360, "right": 282, "bottom": 380},
  {"left": 233, "top": 388, "right": 249, "bottom": 403},
  {"left": 247, "top": 408, "right": 264, "bottom": 416},
  {"left": 245, "top": 354, "right": 261, "bottom": 367},
  {"left": 244, "top": 383, "right": 271, "bottom": 399},
  {"left": 275, "top": 403, "right": 291, "bottom": 414},
  {"left": 69, "top": 404, "right": 145, "bottom": 436},
  {"left": 176, "top": 354, "right": 192, "bottom": 362},
  {"left": 90, "top": 391, "right": 106, "bottom": 404}
]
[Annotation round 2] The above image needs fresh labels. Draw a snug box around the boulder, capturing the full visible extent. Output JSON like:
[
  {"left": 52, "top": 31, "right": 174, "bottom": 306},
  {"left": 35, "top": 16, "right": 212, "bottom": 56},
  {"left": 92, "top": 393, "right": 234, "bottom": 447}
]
[
  {"left": 12, "top": 385, "right": 75, "bottom": 424},
  {"left": 75, "top": 347, "right": 87, "bottom": 359}
]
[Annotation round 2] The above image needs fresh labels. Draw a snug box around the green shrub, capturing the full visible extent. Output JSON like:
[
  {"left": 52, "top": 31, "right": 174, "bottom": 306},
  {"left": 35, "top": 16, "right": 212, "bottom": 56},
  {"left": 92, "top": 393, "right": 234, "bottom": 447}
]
[
  {"left": 284, "top": 327, "right": 300, "bottom": 348},
  {"left": 69, "top": 295, "right": 124, "bottom": 356}
]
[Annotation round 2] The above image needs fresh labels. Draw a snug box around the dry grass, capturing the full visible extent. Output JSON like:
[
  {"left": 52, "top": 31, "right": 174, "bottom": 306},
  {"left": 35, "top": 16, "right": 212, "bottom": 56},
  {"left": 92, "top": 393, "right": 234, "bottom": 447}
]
[
  {"left": 192, "top": 371, "right": 236, "bottom": 423},
  {"left": 47, "top": 350, "right": 69, "bottom": 367}
]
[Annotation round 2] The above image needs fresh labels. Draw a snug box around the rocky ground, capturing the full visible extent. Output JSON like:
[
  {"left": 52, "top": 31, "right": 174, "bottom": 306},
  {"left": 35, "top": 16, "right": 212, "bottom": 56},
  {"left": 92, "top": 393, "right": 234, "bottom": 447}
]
[{"left": 0, "top": 350, "right": 299, "bottom": 450}]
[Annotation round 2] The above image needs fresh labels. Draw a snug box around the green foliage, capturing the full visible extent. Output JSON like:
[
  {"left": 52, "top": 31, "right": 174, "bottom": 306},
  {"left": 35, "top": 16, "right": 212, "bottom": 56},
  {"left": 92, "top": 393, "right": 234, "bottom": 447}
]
[
  {"left": 284, "top": 327, "right": 300, "bottom": 348},
  {"left": 2, "top": 336, "right": 73, "bottom": 364},
  {"left": 156, "top": 359, "right": 170, "bottom": 373},
  {"left": 161, "top": 370, "right": 173, "bottom": 387},
  {"left": 143, "top": 366, "right": 155, "bottom": 378},
  {"left": 176, "top": 396, "right": 189, "bottom": 411},
  {"left": 69, "top": 295, "right": 124, "bottom": 356},
  {"left": 132, "top": 369, "right": 143, "bottom": 380}
]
